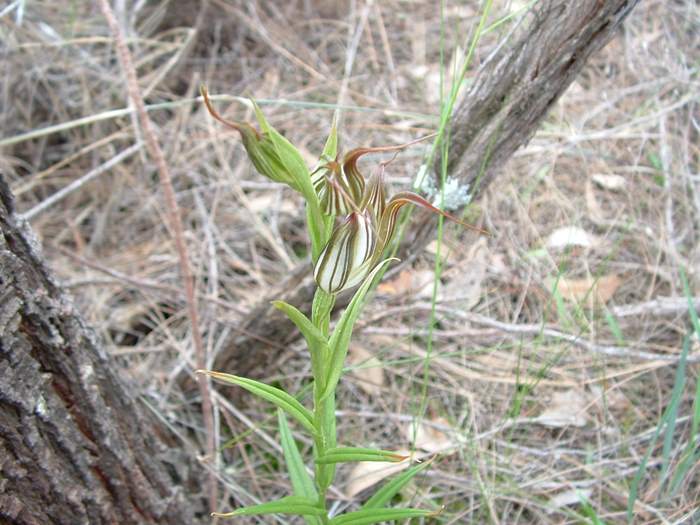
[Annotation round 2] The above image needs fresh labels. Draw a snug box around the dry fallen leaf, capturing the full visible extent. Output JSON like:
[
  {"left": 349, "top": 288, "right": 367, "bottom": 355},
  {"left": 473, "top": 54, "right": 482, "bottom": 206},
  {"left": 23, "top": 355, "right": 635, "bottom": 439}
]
[
  {"left": 441, "top": 237, "right": 489, "bottom": 309},
  {"left": 551, "top": 274, "right": 621, "bottom": 304},
  {"left": 546, "top": 226, "right": 597, "bottom": 250},
  {"left": 536, "top": 389, "right": 588, "bottom": 428},
  {"left": 348, "top": 345, "right": 385, "bottom": 397},
  {"left": 585, "top": 179, "right": 606, "bottom": 223},
  {"left": 345, "top": 452, "right": 412, "bottom": 498},
  {"left": 592, "top": 173, "right": 626, "bottom": 191},
  {"left": 547, "top": 488, "right": 592, "bottom": 512},
  {"left": 407, "top": 418, "right": 454, "bottom": 453},
  {"left": 377, "top": 269, "right": 436, "bottom": 300},
  {"left": 588, "top": 384, "right": 629, "bottom": 412}
]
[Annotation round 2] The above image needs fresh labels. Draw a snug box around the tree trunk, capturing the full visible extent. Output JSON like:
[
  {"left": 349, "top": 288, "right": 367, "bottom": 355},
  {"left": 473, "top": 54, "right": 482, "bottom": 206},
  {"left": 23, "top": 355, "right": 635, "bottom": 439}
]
[
  {"left": 0, "top": 178, "right": 192, "bottom": 524},
  {"left": 210, "top": 0, "right": 640, "bottom": 380}
]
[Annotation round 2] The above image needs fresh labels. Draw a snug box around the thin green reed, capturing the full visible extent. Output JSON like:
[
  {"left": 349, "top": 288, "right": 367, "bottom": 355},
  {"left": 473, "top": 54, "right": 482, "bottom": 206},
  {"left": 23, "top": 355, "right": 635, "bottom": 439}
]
[
  {"left": 413, "top": 0, "right": 494, "bottom": 448},
  {"left": 198, "top": 85, "right": 484, "bottom": 523}
]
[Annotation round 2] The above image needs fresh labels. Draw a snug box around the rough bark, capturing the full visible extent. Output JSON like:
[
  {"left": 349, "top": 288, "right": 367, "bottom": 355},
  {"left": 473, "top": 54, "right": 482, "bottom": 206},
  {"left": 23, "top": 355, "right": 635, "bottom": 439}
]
[
  {"left": 0, "top": 178, "right": 192, "bottom": 524},
  {"left": 210, "top": 0, "right": 639, "bottom": 380},
  {"left": 437, "top": 0, "right": 639, "bottom": 194}
]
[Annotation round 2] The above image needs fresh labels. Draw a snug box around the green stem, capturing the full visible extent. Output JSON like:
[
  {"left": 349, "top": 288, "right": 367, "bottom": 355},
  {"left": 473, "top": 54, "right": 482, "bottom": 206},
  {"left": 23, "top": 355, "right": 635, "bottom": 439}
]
[{"left": 311, "top": 288, "right": 336, "bottom": 520}]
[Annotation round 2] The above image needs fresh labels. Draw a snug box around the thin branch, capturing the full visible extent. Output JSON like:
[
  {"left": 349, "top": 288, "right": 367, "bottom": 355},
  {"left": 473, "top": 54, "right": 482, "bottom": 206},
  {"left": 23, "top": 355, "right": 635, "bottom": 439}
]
[
  {"left": 439, "top": 307, "right": 700, "bottom": 363},
  {"left": 611, "top": 296, "right": 700, "bottom": 318},
  {"left": 97, "top": 0, "right": 217, "bottom": 512},
  {"left": 363, "top": 303, "right": 700, "bottom": 364},
  {"left": 21, "top": 142, "right": 142, "bottom": 220}
]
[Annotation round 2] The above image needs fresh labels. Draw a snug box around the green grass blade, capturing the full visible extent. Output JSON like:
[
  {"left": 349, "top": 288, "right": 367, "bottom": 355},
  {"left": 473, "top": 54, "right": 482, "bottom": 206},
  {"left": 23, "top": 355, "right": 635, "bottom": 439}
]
[
  {"left": 199, "top": 371, "right": 315, "bottom": 435},
  {"left": 659, "top": 335, "right": 689, "bottom": 487},
  {"left": 666, "top": 269, "right": 700, "bottom": 494},
  {"left": 578, "top": 491, "right": 607, "bottom": 525},
  {"left": 322, "top": 258, "right": 397, "bottom": 401},
  {"left": 626, "top": 334, "right": 691, "bottom": 521},
  {"left": 315, "top": 447, "right": 408, "bottom": 464},
  {"left": 690, "top": 365, "right": 700, "bottom": 450},
  {"left": 213, "top": 496, "right": 324, "bottom": 518},
  {"left": 362, "top": 459, "right": 433, "bottom": 509},
  {"left": 603, "top": 307, "right": 626, "bottom": 345},
  {"left": 328, "top": 508, "right": 435, "bottom": 525},
  {"left": 278, "top": 411, "right": 322, "bottom": 525},
  {"left": 681, "top": 269, "right": 700, "bottom": 335},
  {"left": 680, "top": 269, "right": 700, "bottom": 442},
  {"left": 668, "top": 447, "right": 700, "bottom": 495}
]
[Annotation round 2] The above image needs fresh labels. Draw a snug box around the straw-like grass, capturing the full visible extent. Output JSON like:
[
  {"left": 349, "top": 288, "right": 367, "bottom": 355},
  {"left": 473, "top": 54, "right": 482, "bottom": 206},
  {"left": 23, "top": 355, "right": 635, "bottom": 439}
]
[{"left": 2, "top": 1, "right": 698, "bottom": 523}]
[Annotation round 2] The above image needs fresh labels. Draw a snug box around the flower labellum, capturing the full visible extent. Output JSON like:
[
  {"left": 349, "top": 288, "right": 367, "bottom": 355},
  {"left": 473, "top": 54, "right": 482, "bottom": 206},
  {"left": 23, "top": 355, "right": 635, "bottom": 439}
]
[{"left": 313, "top": 212, "right": 375, "bottom": 294}]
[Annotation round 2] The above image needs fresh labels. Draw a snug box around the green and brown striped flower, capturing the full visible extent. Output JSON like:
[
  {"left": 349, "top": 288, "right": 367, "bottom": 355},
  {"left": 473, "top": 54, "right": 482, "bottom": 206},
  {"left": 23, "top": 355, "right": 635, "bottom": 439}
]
[
  {"left": 313, "top": 156, "right": 481, "bottom": 294},
  {"left": 313, "top": 211, "right": 375, "bottom": 294}
]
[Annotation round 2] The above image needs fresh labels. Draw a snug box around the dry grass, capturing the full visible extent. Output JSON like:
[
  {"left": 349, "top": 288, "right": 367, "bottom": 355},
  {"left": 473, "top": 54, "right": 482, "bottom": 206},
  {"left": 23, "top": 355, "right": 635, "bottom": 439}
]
[{"left": 2, "top": 1, "right": 699, "bottom": 523}]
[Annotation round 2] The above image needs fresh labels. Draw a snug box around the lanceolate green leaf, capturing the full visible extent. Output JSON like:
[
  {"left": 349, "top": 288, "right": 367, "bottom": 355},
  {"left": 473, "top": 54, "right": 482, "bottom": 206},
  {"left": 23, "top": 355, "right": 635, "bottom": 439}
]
[
  {"left": 315, "top": 447, "right": 408, "bottom": 465},
  {"left": 311, "top": 288, "right": 336, "bottom": 339},
  {"left": 212, "top": 496, "right": 324, "bottom": 519},
  {"left": 273, "top": 301, "right": 326, "bottom": 346},
  {"left": 199, "top": 371, "right": 315, "bottom": 435},
  {"left": 362, "top": 459, "right": 433, "bottom": 509},
  {"left": 322, "top": 259, "right": 397, "bottom": 401},
  {"left": 278, "top": 411, "right": 321, "bottom": 525},
  {"left": 328, "top": 508, "right": 435, "bottom": 525},
  {"left": 273, "top": 300, "right": 328, "bottom": 378}
]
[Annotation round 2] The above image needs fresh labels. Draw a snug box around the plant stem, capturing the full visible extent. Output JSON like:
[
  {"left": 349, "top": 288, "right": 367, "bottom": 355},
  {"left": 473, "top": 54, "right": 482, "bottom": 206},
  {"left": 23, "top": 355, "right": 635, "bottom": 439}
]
[{"left": 311, "top": 288, "right": 337, "bottom": 521}]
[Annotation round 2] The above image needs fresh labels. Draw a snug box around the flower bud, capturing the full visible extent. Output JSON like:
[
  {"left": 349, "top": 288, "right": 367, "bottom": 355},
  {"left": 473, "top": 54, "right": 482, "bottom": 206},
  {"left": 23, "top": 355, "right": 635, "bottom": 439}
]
[
  {"left": 313, "top": 212, "right": 376, "bottom": 294},
  {"left": 201, "top": 86, "right": 302, "bottom": 192}
]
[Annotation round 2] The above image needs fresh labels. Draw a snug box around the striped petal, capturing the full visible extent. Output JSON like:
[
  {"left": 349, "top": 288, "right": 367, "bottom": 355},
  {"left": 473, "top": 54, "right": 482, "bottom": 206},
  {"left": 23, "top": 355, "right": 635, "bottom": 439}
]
[
  {"left": 340, "top": 139, "right": 426, "bottom": 206},
  {"left": 315, "top": 160, "right": 364, "bottom": 216},
  {"left": 339, "top": 154, "right": 366, "bottom": 207},
  {"left": 313, "top": 212, "right": 376, "bottom": 294},
  {"left": 360, "top": 170, "right": 387, "bottom": 222}
]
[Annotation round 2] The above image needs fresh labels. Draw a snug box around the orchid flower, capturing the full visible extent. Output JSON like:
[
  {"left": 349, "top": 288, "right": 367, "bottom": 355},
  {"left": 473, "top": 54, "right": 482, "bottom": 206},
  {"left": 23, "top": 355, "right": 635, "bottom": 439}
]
[
  {"left": 313, "top": 211, "right": 375, "bottom": 294},
  {"left": 202, "top": 86, "right": 479, "bottom": 295},
  {"left": 313, "top": 147, "right": 482, "bottom": 294}
]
